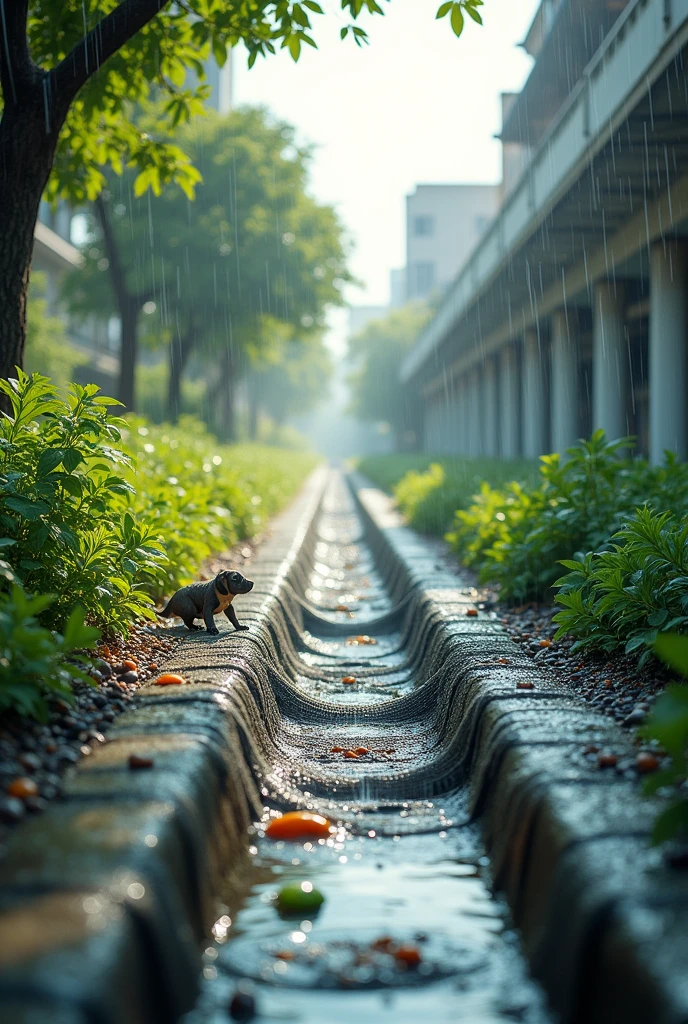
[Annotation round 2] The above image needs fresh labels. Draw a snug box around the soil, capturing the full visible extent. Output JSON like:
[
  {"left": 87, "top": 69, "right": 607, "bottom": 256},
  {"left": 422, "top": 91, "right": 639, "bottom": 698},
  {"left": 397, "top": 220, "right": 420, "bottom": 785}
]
[{"left": 0, "top": 536, "right": 263, "bottom": 859}]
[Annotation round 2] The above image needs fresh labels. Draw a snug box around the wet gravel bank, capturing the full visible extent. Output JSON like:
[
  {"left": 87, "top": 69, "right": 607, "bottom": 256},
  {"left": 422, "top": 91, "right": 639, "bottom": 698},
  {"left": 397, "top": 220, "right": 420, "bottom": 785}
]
[{"left": 0, "top": 537, "right": 261, "bottom": 859}]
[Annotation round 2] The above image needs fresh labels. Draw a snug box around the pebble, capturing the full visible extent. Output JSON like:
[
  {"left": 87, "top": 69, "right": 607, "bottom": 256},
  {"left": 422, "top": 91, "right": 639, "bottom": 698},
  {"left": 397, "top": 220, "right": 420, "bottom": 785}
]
[
  {"left": 624, "top": 709, "right": 646, "bottom": 726},
  {"left": 0, "top": 796, "right": 25, "bottom": 823},
  {"left": 128, "top": 755, "right": 154, "bottom": 770},
  {"left": 120, "top": 671, "right": 138, "bottom": 685},
  {"left": 229, "top": 986, "right": 257, "bottom": 1021}
]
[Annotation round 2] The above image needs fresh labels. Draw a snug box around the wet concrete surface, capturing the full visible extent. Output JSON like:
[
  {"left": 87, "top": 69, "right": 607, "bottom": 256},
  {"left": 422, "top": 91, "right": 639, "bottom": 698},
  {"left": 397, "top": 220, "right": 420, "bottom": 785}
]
[{"left": 184, "top": 474, "right": 552, "bottom": 1023}]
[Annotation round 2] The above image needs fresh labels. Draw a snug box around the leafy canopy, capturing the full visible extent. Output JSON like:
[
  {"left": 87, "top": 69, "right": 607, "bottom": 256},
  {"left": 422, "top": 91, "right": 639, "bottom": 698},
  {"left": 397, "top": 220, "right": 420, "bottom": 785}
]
[
  {"left": 66, "top": 106, "right": 350, "bottom": 369},
  {"left": 10, "top": 1, "right": 485, "bottom": 203}
]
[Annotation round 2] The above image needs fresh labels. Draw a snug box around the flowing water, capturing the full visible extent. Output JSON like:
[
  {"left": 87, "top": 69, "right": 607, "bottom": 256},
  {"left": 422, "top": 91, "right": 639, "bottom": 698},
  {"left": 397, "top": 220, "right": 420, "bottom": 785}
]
[{"left": 184, "top": 474, "right": 552, "bottom": 1024}]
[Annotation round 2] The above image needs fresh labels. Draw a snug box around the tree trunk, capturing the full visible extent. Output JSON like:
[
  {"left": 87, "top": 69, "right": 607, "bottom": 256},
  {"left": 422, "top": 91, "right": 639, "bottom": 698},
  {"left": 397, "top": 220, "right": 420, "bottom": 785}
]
[
  {"left": 0, "top": 105, "right": 61, "bottom": 395},
  {"left": 247, "top": 374, "right": 259, "bottom": 441},
  {"left": 119, "top": 301, "right": 139, "bottom": 410},
  {"left": 167, "top": 333, "right": 194, "bottom": 422},
  {"left": 208, "top": 355, "right": 237, "bottom": 442},
  {"left": 93, "top": 194, "right": 141, "bottom": 410}
]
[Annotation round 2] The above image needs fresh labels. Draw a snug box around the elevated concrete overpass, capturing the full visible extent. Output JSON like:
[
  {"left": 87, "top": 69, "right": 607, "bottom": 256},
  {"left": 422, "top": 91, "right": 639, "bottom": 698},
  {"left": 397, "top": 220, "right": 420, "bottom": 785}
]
[{"left": 401, "top": 0, "right": 688, "bottom": 462}]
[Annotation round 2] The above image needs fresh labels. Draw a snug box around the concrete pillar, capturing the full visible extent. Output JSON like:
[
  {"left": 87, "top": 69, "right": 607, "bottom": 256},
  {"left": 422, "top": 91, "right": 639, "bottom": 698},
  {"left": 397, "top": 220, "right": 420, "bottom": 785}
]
[
  {"left": 483, "top": 357, "right": 499, "bottom": 456},
  {"left": 467, "top": 367, "right": 481, "bottom": 457},
  {"left": 592, "top": 281, "right": 628, "bottom": 439},
  {"left": 551, "top": 308, "right": 579, "bottom": 454},
  {"left": 499, "top": 342, "right": 521, "bottom": 457},
  {"left": 522, "top": 329, "right": 548, "bottom": 456},
  {"left": 649, "top": 242, "right": 688, "bottom": 462},
  {"left": 456, "top": 374, "right": 470, "bottom": 455}
]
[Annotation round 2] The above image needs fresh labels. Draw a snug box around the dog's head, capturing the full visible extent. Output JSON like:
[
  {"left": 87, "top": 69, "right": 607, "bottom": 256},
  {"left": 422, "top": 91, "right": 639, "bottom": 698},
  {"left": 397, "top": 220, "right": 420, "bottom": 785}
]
[{"left": 216, "top": 570, "right": 254, "bottom": 596}]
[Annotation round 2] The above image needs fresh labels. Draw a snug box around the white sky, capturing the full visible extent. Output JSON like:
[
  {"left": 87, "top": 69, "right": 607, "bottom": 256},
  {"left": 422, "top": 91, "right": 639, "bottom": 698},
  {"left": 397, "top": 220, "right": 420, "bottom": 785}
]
[{"left": 234, "top": 0, "right": 540, "bottom": 313}]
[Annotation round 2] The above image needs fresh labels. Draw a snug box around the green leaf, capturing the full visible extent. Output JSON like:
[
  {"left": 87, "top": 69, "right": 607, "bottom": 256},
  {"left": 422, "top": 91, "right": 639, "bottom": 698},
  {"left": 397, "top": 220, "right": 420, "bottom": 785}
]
[
  {"left": 303, "top": 0, "right": 324, "bottom": 11},
  {"left": 651, "top": 800, "right": 688, "bottom": 845},
  {"left": 655, "top": 633, "right": 688, "bottom": 678},
  {"left": 62, "top": 448, "right": 84, "bottom": 473},
  {"left": 436, "top": 2, "right": 453, "bottom": 17},
  {"left": 450, "top": 3, "right": 465, "bottom": 36},
  {"left": 4, "top": 496, "right": 49, "bottom": 521},
  {"left": 37, "top": 448, "right": 65, "bottom": 477},
  {"left": 464, "top": 3, "right": 483, "bottom": 24}
]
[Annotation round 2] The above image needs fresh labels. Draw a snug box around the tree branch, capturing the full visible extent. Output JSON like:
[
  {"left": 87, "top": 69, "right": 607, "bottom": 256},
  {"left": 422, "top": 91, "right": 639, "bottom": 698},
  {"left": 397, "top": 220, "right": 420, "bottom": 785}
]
[
  {"left": 52, "top": 0, "right": 171, "bottom": 108},
  {"left": 0, "top": 0, "right": 35, "bottom": 105}
]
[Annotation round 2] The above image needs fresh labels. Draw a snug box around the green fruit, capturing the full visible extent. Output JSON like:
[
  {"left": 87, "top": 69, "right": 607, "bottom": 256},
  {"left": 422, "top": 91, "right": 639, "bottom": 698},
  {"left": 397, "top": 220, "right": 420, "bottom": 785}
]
[{"left": 276, "top": 882, "right": 325, "bottom": 914}]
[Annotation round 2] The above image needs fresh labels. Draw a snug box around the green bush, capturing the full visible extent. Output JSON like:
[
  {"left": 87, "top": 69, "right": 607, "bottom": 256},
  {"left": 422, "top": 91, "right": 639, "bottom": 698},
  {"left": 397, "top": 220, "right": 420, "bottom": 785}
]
[
  {"left": 358, "top": 453, "right": 539, "bottom": 534},
  {"left": 123, "top": 418, "right": 317, "bottom": 598},
  {"left": 643, "top": 634, "right": 688, "bottom": 844},
  {"left": 0, "top": 371, "right": 165, "bottom": 633},
  {"left": 553, "top": 508, "right": 688, "bottom": 661},
  {"left": 0, "top": 371, "right": 318, "bottom": 628},
  {"left": 0, "top": 584, "right": 100, "bottom": 721},
  {"left": 446, "top": 433, "right": 688, "bottom": 602}
]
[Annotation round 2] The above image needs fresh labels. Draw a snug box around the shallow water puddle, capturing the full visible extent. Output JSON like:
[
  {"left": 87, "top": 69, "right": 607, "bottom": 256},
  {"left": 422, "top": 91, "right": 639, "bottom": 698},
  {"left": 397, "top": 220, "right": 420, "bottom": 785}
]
[{"left": 185, "top": 832, "right": 550, "bottom": 1023}]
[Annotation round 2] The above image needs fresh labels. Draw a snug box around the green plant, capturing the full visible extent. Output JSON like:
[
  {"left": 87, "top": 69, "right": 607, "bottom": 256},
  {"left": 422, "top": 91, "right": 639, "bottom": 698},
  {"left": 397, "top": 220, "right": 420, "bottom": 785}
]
[
  {"left": 0, "top": 371, "right": 165, "bottom": 632},
  {"left": 359, "top": 453, "right": 539, "bottom": 534},
  {"left": 446, "top": 432, "right": 688, "bottom": 602},
  {"left": 553, "top": 508, "right": 688, "bottom": 662},
  {"left": 0, "top": 584, "right": 100, "bottom": 720},
  {"left": 640, "top": 634, "right": 688, "bottom": 844}
]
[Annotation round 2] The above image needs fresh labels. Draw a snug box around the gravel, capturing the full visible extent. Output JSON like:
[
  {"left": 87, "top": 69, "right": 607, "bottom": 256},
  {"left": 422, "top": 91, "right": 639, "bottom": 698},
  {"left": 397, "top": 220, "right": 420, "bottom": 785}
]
[{"left": 0, "top": 537, "right": 262, "bottom": 861}]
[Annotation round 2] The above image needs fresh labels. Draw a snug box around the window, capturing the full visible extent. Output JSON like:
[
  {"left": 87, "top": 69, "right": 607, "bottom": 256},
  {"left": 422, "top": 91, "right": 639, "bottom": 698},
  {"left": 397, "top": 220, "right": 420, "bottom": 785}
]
[
  {"left": 410, "top": 261, "right": 435, "bottom": 297},
  {"left": 412, "top": 215, "right": 434, "bottom": 237}
]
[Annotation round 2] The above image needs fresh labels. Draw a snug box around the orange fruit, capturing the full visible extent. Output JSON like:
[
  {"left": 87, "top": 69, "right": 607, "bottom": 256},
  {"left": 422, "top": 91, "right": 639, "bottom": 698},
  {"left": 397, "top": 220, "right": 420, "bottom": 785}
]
[
  {"left": 394, "top": 945, "right": 422, "bottom": 967},
  {"left": 265, "top": 811, "right": 332, "bottom": 841},
  {"left": 8, "top": 777, "right": 38, "bottom": 799},
  {"left": 636, "top": 752, "right": 659, "bottom": 774},
  {"left": 154, "top": 673, "right": 186, "bottom": 686}
]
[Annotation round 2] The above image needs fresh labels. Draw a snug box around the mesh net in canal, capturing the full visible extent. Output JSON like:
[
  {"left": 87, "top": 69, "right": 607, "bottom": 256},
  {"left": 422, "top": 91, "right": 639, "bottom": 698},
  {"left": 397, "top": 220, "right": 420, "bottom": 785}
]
[{"left": 182, "top": 472, "right": 553, "bottom": 1024}]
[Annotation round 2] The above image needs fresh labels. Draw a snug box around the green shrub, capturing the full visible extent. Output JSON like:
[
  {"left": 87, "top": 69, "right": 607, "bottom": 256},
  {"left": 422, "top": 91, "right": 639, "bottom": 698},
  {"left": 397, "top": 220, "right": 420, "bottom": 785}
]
[
  {"left": 0, "top": 584, "right": 100, "bottom": 720},
  {"left": 553, "top": 508, "right": 688, "bottom": 661},
  {"left": 446, "top": 433, "right": 688, "bottom": 602},
  {"left": 0, "top": 371, "right": 165, "bottom": 633},
  {"left": 359, "top": 453, "right": 539, "bottom": 534},
  {"left": 0, "top": 371, "right": 318, "bottom": 629},
  {"left": 123, "top": 418, "right": 317, "bottom": 598}
]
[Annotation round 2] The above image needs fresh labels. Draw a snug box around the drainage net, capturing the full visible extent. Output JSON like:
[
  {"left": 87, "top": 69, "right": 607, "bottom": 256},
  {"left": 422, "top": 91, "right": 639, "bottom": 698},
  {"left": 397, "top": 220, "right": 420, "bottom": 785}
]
[{"left": 183, "top": 472, "right": 551, "bottom": 1024}]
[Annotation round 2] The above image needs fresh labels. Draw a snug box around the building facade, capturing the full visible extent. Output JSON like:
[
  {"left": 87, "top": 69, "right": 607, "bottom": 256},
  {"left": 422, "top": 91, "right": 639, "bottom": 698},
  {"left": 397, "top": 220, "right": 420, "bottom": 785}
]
[
  {"left": 405, "top": 183, "right": 500, "bottom": 301},
  {"left": 402, "top": 0, "right": 688, "bottom": 464}
]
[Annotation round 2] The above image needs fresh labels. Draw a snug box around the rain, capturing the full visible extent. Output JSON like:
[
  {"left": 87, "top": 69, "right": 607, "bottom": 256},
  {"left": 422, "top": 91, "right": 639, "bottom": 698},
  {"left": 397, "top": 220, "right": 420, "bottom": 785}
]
[{"left": 0, "top": 2, "right": 687, "bottom": 1023}]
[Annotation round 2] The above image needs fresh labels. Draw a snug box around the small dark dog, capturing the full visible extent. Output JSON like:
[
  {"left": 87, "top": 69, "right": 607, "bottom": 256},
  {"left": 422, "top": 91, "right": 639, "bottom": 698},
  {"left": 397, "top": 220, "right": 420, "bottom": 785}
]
[{"left": 158, "top": 569, "right": 254, "bottom": 635}]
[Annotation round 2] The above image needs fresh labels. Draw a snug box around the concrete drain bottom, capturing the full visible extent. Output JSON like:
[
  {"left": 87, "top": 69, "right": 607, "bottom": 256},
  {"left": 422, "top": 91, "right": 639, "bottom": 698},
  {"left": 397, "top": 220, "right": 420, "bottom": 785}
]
[{"left": 184, "top": 474, "right": 553, "bottom": 1024}]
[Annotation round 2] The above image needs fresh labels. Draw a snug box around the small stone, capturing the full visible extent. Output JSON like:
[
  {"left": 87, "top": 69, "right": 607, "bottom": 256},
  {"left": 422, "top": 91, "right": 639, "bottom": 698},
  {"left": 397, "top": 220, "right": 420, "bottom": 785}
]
[
  {"left": 623, "top": 708, "right": 647, "bottom": 726},
  {"left": 96, "top": 659, "right": 113, "bottom": 677},
  {"left": 517, "top": 680, "right": 535, "bottom": 690},
  {"left": 0, "top": 796, "right": 25, "bottom": 823},
  {"left": 25, "top": 796, "right": 47, "bottom": 813},
  {"left": 598, "top": 753, "right": 618, "bottom": 768},
  {"left": 229, "top": 985, "right": 256, "bottom": 1021},
  {"left": 120, "top": 671, "right": 138, "bottom": 685},
  {"left": 636, "top": 752, "right": 659, "bottom": 774},
  {"left": 465, "top": 608, "right": 478, "bottom": 617},
  {"left": 18, "top": 752, "right": 41, "bottom": 773},
  {"left": 57, "top": 748, "right": 80, "bottom": 764},
  {"left": 128, "top": 755, "right": 154, "bottom": 770}
]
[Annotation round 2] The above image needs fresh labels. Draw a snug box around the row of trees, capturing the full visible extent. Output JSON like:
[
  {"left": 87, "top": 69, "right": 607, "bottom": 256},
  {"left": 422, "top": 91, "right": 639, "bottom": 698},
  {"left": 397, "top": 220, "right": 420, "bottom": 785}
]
[
  {"left": 0, "top": 1, "right": 482, "bottom": 411},
  {"left": 65, "top": 106, "right": 348, "bottom": 434}
]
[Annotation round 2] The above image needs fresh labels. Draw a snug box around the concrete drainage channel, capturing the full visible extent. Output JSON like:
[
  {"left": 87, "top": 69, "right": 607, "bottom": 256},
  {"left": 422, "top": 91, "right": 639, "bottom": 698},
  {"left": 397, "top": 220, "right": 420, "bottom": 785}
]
[{"left": 0, "top": 470, "right": 687, "bottom": 1023}]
